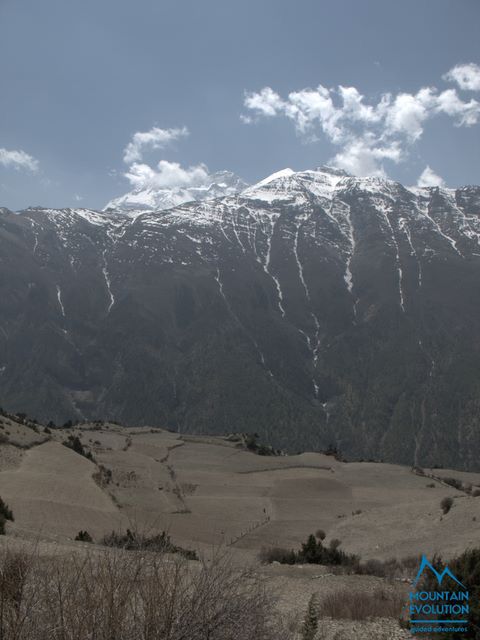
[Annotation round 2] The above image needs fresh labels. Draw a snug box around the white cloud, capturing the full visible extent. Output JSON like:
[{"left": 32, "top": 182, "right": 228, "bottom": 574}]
[
  {"left": 332, "top": 135, "right": 402, "bottom": 177},
  {"left": 244, "top": 87, "right": 284, "bottom": 117},
  {"left": 434, "top": 89, "right": 480, "bottom": 126},
  {"left": 285, "top": 86, "right": 338, "bottom": 137},
  {"left": 338, "top": 86, "right": 386, "bottom": 125},
  {"left": 124, "top": 160, "right": 210, "bottom": 190},
  {"left": 123, "top": 126, "right": 189, "bottom": 164},
  {"left": 417, "top": 165, "right": 445, "bottom": 188},
  {"left": 242, "top": 66, "right": 480, "bottom": 176},
  {"left": 384, "top": 88, "right": 435, "bottom": 141},
  {"left": 120, "top": 124, "right": 210, "bottom": 192},
  {"left": 0, "top": 148, "right": 39, "bottom": 173},
  {"left": 443, "top": 63, "right": 480, "bottom": 91}
]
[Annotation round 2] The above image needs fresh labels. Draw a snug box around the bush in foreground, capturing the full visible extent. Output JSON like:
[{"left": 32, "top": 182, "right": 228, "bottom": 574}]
[{"left": 0, "top": 547, "right": 292, "bottom": 640}]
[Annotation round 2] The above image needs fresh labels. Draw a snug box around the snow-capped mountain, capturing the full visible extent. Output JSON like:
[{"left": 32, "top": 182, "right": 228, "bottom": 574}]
[
  {"left": 1, "top": 166, "right": 480, "bottom": 469},
  {"left": 104, "top": 170, "right": 248, "bottom": 213}
]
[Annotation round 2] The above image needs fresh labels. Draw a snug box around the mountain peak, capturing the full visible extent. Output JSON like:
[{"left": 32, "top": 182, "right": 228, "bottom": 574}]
[
  {"left": 104, "top": 170, "right": 248, "bottom": 214},
  {"left": 242, "top": 166, "right": 350, "bottom": 204},
  {"left": 315, "top": 165, "right": 351, "bottom": 177}
]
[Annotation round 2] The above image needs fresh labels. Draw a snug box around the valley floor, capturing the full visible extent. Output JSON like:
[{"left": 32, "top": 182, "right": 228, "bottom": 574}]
[{"left": 1, "top": 417, "right": 479, "bottom": 638}]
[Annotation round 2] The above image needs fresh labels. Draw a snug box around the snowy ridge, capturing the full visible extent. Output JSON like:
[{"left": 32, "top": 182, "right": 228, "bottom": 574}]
[
  {"left": 14, "top": 167, "right": 480, "bottom": 333},
  {"left": 104, "top": 170, "right": 248, "bottom": 213}
]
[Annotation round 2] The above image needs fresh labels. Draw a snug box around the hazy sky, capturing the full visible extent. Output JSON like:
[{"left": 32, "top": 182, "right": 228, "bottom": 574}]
[{"left": 1, "top": 0, "right": 479, "bottom": 210}]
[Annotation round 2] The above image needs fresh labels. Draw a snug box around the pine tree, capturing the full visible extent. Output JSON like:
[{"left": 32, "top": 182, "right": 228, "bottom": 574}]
[{"left": 301, "top": 534, "right": 318, "bottom": 563}]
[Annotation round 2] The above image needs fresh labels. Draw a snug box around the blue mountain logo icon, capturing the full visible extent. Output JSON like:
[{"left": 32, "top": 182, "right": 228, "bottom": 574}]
[{"left": 413, "top": 555, "right": 466, "bottom": 588}]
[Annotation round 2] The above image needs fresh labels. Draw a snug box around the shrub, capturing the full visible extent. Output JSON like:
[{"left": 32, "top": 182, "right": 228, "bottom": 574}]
[
  {"left": 245, "top": 433, "right": 259, "bottom": 451},
  {"left": 329, "top": 538, "right": 342, "bottom": 551},
  {"left": 75, "top": 530, "right": 93, "bottom": 543},
  {"left": 443, "top": 477, "right": 463, "bottom": 491},
  {"left": 0, "top": 515, "right": 5, "bottom": 536},
  {"left": 322, "top": 444, "right": 343, "bottom": 460},
  {"left": 315, "top": 529, "right": 326, "bottom": 541},
  {"left": 63, "top": 436, "right": 95, "bottom": 462},
  {"left": 93, "top": 465, "right": 112, "bottom": 487},
  {"left": 243, "top": 433, "right": 279, "bottom": 456},
  {"left": 0, "top": 548, "right": 30, "bottom": 617},
  {"left": 441, "top": 496, "right": 454, "bottom": 514},
  {"left": 299, "top": 534, "right": 358, "bottom": 566},
  {"left": 261, "top": 534, "right": 358, "bottom": 568},
  {"left": 102, "top": 529, "right": 198, "bottom": 560},
  {"left": 0, "top": 548, "right": 292, "bottom": 640}
]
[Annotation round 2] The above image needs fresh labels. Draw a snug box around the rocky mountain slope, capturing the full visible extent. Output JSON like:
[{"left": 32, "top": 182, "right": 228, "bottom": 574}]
[{"left": 1, "top": 167, "right": 480, "bottom": 469}]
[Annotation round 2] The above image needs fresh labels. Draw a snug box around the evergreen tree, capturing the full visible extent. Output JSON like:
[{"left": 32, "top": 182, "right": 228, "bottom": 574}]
[{"left": 301, "top": 534, "right": 322, "bottom": 563}]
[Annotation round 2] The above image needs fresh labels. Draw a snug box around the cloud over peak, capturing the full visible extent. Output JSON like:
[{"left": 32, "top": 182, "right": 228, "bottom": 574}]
[
  {"left": 123, "top": 126, "right": 189, "bottom": 164},
  {"left": 417, "top": 165, "right": 445, "bottom": 188},
  {"left": 119, "top": 125, "right": 211, "bottom": 192},
  {"left": 242, "top": 65, "right": 480, "bottom": 177},
  {"left": 125, "top": 160, "right": 210, "bottom": 191}
]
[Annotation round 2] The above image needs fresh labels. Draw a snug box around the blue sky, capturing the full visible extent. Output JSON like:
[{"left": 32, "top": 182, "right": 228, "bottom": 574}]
[{"left": 0, "top": 0, "right": 479, "bottom": 209}]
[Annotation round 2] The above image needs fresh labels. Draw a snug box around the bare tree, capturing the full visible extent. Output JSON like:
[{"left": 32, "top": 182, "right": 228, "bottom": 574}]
[{"left": 0, "top": 546, "right": 293, "bottom": 640}]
